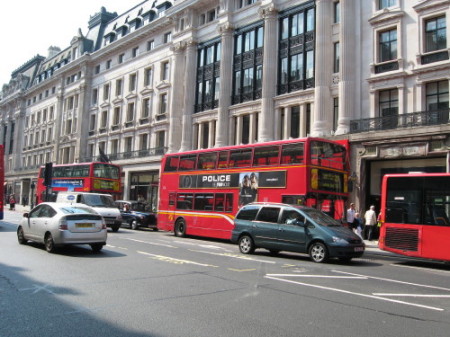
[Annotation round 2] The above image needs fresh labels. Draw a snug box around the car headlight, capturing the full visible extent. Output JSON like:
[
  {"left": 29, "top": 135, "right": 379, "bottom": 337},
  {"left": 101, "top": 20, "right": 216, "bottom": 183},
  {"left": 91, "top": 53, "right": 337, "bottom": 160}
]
[{"left": 332, "top": 236, "right": 348, "bottom": 244}]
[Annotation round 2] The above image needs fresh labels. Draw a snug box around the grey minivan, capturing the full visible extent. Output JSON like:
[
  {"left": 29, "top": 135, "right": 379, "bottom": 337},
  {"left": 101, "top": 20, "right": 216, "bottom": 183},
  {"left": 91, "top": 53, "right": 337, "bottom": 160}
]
[{"left": 231, "top": 203, "right": 365, "bottom": 263}]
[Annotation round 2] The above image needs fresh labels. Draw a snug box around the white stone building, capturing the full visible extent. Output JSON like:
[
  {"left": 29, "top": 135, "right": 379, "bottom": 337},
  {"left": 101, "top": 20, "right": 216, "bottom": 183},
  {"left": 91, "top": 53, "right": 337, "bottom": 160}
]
[{"left": 1, "top": 0, "right": 449, "bottom": 212}]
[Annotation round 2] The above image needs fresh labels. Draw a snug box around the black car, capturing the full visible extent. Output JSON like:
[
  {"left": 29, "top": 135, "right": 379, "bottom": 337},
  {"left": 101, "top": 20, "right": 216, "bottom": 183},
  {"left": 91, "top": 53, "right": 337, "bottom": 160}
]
[{"left": 116, "top": 200, "right": 157, "bottom": 230}]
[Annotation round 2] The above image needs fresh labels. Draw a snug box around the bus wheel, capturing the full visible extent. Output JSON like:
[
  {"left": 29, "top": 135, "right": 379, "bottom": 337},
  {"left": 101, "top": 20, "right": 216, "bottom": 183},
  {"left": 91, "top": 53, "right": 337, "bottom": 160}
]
[
  {"left": 238, "top": 235, "right": 255, "bottom": 254},
  {"left": 309, "top": 242, "right": 328, "bottom": 263},
  {"left": 174, "top": 219, "right": 186, "bottom": 237}
]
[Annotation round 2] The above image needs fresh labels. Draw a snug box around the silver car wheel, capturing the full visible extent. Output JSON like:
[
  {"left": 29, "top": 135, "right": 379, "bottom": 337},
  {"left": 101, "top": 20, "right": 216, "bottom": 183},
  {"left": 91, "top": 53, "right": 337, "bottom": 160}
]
[
  {"left": 238, "top": 235, "right": 255, "bottom": 254},
  {"left": 309, "top": 242, "right": 328, "bottom": 263}
]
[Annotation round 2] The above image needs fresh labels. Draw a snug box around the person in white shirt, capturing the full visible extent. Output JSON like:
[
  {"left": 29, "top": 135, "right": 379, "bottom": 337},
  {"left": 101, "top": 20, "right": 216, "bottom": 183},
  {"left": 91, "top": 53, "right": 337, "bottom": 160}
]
[
  {"left": 346, "top": 203, "right": 356, "bottom": 229},
  {"left": 364, "top": 205, "right": 377, "bottom": 241}
]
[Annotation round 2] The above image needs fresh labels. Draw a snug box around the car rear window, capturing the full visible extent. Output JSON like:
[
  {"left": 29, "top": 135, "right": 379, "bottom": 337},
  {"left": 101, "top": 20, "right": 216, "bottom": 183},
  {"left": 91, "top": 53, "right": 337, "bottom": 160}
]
[
  {"left": 236, "top": 205, "right": 260, "bottom": 220},
  {"left": 60, "top": 206, "right": 98, "bottom": 215}
]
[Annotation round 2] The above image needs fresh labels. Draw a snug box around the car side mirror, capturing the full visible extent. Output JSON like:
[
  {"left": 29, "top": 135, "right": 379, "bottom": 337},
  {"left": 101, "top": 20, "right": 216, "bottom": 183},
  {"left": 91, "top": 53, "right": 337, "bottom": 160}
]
[{"left": 23, "top": 213, "right": 29, "bottom": 218}]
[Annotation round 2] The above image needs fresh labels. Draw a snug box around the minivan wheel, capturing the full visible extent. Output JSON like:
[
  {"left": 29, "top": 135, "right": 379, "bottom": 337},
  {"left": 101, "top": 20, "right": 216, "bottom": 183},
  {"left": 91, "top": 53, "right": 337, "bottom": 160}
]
[
  {"left": 17, "top": 227, "right": 27, "bottom": 244},
  {"left": 45, "top": 233, "right": 56, "bottom": 253},
  {"left": 238, "top": 235, "right": 255, "bottom": 254},
  {"left": 174, "top": 219, "right": 186, "bottom": 237},
  {"left": 309, "top": 242, "right": 328, "bottom": 263}
]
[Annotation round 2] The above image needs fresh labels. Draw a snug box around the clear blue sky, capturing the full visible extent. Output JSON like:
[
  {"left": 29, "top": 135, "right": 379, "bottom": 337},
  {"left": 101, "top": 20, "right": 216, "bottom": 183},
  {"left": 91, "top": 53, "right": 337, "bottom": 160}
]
[{"left": 0, "top": 0, "right": 141, "bottom": 86}]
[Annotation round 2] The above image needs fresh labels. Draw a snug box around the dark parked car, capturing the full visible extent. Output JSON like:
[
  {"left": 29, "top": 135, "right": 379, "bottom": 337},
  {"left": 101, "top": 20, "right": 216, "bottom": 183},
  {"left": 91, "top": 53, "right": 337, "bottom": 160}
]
[
  {"left": 231, "top": 202, "right": 365, "bottom": 263},
  {"left": 116, "top": 200, "right": 157, "bottom": 230}
]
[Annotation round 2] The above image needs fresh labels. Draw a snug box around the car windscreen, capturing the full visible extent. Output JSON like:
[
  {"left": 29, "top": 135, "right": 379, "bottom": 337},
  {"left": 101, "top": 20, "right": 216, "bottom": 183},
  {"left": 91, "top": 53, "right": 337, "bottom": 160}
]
[
  {"left": 82, "top": 194, "right": 116, "bottom": 207},
  {"left": 59, "top": 206, "right": 98, "bottom": 215},
  {"left": 301, "top": 208, "right": 342, "bottom": 227}
]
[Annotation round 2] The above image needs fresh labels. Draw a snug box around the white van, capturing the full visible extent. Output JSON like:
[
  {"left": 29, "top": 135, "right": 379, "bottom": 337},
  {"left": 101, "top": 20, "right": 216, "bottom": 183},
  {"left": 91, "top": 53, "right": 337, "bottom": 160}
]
[{"left": 56, "top": 192, "right": 122, "bottom": 232}]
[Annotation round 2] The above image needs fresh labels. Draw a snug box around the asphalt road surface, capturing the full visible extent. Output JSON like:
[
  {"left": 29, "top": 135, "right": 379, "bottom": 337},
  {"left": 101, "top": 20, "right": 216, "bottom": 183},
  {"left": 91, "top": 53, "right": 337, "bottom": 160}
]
[{"left": 1, "top": 210, "right": 450, "bottom": 337}]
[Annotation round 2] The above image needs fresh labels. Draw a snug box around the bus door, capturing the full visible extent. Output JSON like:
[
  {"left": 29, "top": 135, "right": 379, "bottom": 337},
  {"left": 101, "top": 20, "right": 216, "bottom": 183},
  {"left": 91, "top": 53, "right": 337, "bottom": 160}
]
[{"left": 168, "top": 192, "right": 177, "bottom": 224}]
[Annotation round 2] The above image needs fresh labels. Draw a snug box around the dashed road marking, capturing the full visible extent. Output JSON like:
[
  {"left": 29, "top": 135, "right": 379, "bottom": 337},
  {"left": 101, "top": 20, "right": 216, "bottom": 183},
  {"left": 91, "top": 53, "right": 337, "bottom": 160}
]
[{"left": 137, "top": 251, "right": 218, "bottom": 267}]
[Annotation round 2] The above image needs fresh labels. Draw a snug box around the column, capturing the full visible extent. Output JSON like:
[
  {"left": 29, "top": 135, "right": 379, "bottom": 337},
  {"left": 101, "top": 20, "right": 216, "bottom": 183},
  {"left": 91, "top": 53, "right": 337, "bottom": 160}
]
[
  {"left": 180, "top": 40, "right": 198, "bottom": 151},
  {"left": 259, "top": 4, "right": 278, "bottom": 142},
  {"left": 168, "top": 42, "right": 186, "bottom": 153},
  {"left": 274, "top": 107, "right": 281, "bottom": 140},
  {"left": 208, "top": 120, "right": 215, "bottom": 148},
  {"left": 335, "top": 0, "right": 356, "bottom": 135},
  {"left": 284, "top": 106, "right": 292, "bottom": 140},
  {"left": 312, "top": 0, "right": 333, "bottom": 137},
  {"left": 235, "top": 116, "right": 243, "bottom": 145},
  {"left": 74, "top": 83, "right": 87, "bottom": 161},
  {"left": 300, "top": 104, "right": 307, "bottom": 138},
  {"left": 53, "top": 80, "right": 65, "bottom": 163},
  {"left": 198, "top": 123, "right": 204, "bottom": 149},
  {"left": 216, "top": 23, "right": 234, "bottom": 147},
  {"left": 250, "top": 113, "right": 257, "bottom": 144}
]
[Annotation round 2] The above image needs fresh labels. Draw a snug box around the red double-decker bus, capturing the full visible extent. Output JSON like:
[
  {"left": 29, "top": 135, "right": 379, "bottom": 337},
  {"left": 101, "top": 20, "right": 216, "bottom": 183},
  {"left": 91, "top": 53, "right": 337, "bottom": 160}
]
[
  {"left": 158, "top": 138, "right": 349, "bottom": 240},
  {"left": 36, "top": 162, "right": 121, "bottom": 204},
  {"left": 0, "top": 145, "right": 4, "bottom": 220},
  {"left": 378, "top": 173, "right": 450, "bottom": 261}
]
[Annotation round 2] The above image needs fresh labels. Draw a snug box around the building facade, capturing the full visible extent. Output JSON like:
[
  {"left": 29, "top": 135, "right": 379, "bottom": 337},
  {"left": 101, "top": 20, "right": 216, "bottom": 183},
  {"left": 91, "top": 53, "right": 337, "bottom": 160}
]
[{"left": 1, "top": 0, "right": 449, "bottom": 213}]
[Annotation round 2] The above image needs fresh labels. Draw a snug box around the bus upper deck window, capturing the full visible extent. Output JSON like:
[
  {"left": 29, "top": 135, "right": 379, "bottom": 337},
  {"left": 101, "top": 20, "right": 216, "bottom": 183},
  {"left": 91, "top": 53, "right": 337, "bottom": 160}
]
[{"left": 281, "top": 143, "right": 304, "bottom": 164}]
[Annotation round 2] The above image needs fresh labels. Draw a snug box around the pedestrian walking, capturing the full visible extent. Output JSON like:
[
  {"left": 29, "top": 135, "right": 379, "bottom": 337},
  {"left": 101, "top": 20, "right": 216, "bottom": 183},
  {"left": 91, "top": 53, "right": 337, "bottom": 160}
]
[
  {"left": 364, "top": 205, "right": 377, "bottom": 240},
  {"left": 354, "top": 212, "right": 363, "bottom": 238},
  {"left": 9, "top": 194, "right": 16, "bottom": 210},
  {"left": 346, "top": 203, "right": 356, "bottom": 229}
]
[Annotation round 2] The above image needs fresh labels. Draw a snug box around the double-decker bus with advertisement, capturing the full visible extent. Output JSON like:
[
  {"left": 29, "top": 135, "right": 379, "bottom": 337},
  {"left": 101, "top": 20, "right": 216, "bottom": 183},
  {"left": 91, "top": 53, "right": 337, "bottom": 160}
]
[
  {"left": 36, "top": 162, "right": 121, "bottom": 204},
  {"left": 158, "top": 137, "right": 349, "bottom": 240},
  {"left": 0, "top": 144, "right": 4, "bottom": 220},
  {"left": 378, "top": 173, "right": 450, "bottom": 261}
]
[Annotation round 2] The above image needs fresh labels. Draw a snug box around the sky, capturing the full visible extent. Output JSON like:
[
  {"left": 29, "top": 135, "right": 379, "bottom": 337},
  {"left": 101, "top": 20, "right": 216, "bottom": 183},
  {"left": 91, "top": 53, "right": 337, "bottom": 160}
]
[{"left": 0, "top": 0, "right": 143, "bottom": 86}]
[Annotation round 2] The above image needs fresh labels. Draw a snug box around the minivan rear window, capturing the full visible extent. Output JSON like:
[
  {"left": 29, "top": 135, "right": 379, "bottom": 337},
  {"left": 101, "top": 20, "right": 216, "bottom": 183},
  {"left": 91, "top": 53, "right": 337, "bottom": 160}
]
[{"left": 236, "top": 205, "right": 260, "bottom": 220}]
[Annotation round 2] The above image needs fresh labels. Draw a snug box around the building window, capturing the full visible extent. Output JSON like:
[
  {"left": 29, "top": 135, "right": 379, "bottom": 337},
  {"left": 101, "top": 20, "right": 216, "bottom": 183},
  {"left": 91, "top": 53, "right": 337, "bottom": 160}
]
[
  {"left": 129, "top": 73, "right": 137, "bottom": 91},
  {"left": 162, "top": 61, "right": 170, "bottom": 81},
  {"left": 106, "top": 59, "right": 111, "bottom": 69},
  {"left": 379, "top": 89, "right": 398, "bottom": 129},
  {"left": 334, "top": 2, "right": 340, "bottom": 24},
  {"left": 333, "top": 42, "right": 340, "bottom": 73},
  {"left": 103, "top": 84, "right": 110, "bottom": 101},
  {"left": 425, "top": 16, "right": 447, "bottom": 53},
  {"left": 119, "top": 54, "right": 125, "bottom": 64},
  {"left": 378, "top": 0, "right": 397, "bottom": 10},
  {"left": 156, "top": 131, "right": 165, "bottom": 150},
  {"left": 127, "top": 102, "right": 135, "bottom": 122},
  {"left": 111, "top": 139, "right": 119, "bottom": 155},
  {"left": 237, "top": 0, "right": 258, "bottom": 9},
  {"left": 164, "top": 32, "right": 172, "bottom": 43},
  {"left": 113, "top": 107, "right": 120, "bottom": 125},
  {"left": 233, "top": 25, "right": 264, "bottom": 104},
  {"left": 124, "top": 137, "right": 133, "bottom": 152},
  {"left": 142, "top": 98, "right": 151, "bottom": 118},
  {"left": 379, "top": 29, "right": 397, "bottom": 62},
  {"left": 147, "top": 40, "right": 154, "bottom": 51},
  {"left": 92, "top": 88, "right": 98, "bottom": 105},
  {"left": 89, "top": 115, "right": 96, "bottom": 131},
  {"left": 333, "top": 97, "right": 339, "bottom": 131},
  {"left": 115, "top": 79, "right": 122, "bottom": 96},
  {"left": 140, "top": 133, "right": 148, "bottom": 150},
  {"left": 132, "top": 47, "right": 139, "bottom": 58},
  {"left": 95, "top": 65, "right": 100, "bottom": 74},
  {"left": 278, "top": 5, "right": 315, "bottom": 95},
  {"left": 196, "top": 40, "right": 221, "bottom": 112},
  {"left": 160, "top": 93, "right": 168, "bottom": 115},
  {"left": 101, "top": 110, "right": 108, "bottom": 128},
  {"left": 144, "top": 67, "right": 153, "bottom": 86},
  {"left": 426, "top": 80, "right": 449, "bottom": 124}
]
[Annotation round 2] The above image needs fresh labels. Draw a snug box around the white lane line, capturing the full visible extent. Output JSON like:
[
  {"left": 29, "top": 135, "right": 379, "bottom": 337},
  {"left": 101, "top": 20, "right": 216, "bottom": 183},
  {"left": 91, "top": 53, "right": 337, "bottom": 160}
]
[
  {"left": 189, "top": 249, "right": 276, "bottom": 264},
  {"left": 373, "top": 293, "right": 450, "bottom": 298},
  {"left": 391, "top": 263, "right": 450, "bottom": 274},
  {"left": 264, "top": 274, "right": 444, "bottom": 312},
  {"left": 264, "top": 274, "right": 367, "bottom": 279},
  {"left": 123, "top": 238, "right": 177, "bottom": 248},
  {"left": 333, "top": 270, "right": 450, "bottom": 292},
  {"left": 137, "top": 251, "right": 218, "bottom": 267}
]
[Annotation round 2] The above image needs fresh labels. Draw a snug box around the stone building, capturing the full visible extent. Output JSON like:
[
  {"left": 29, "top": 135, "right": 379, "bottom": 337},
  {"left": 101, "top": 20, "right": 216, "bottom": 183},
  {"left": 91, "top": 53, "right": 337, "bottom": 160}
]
[{"left": 1, "top": 0, "right": 449, "bottom": 213}]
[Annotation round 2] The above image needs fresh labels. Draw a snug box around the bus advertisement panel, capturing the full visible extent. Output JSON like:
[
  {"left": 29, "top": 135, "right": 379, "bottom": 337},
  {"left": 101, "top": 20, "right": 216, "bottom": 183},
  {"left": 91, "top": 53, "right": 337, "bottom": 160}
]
[
  {"left": 378, "top": 173, "right": 450, "bottom": 261},
  {"left": 0, "top": 145, "right": 3, "bottom": 220},
  {"left": 158, "top": 138, "right": 349, "bottom": 240},
  {"left": 36, "top": 162, "right": 121, "bottom": 204}
]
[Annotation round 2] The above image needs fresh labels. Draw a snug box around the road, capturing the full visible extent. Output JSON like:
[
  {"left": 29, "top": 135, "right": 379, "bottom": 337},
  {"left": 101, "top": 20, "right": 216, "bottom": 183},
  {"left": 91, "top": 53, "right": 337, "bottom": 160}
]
[{"left": 1, "top": 210, "right": 450, "bottom": 337}]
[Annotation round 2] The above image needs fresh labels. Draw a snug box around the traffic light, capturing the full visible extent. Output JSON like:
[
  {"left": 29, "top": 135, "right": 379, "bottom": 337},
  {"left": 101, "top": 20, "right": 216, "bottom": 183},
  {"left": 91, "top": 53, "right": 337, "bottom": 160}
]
[{"left": 44, "top": 162, "right": 53, "bottom": 187}]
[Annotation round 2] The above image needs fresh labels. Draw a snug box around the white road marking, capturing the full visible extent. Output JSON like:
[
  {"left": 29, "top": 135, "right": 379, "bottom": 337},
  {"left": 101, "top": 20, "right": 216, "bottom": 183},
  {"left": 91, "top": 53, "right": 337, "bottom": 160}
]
[
  {"left": 391, "top": 263, "right": 450, "bottom": 274},
  {"left": 373, "top": 293, "right": 450, "bottom": 298},
  {"left": 265, "top": 274, "right": 444, "bottom": 312},
  {"left": 189, "top": 249, "right": 276, "bottom": 264},
  {"left": 123, "top": 238, "right": 177, "bottom": 248},
  {"left": 265, "top": 274, "right": 367, "bottom": 279},
  {"left": 137, "top": 251, "right": 218, "bottom": 267},
  {"left": 19, "top": 284, "right": 54, "bottom": 294}
]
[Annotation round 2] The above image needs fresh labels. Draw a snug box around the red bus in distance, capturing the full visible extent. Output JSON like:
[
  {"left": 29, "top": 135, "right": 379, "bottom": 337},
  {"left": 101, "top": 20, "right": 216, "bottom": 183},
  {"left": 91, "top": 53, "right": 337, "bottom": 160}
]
[
  {"left": 36, "top": 162, "right": 121, "bottom": 204},
  {"left": 0, "top": 145, "right": 4, "bottom": 219},
  {"left": 158, "top": 138, "right": 349, "bottom": 240},
  {"left": 378, "top": 173, "right": 450, "bottom": 261}
]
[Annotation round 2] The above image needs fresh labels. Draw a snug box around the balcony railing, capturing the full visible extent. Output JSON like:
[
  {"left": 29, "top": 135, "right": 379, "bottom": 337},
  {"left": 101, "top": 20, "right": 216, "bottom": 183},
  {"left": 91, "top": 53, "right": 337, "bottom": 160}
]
[
  {"left": 350, "top": 109, "right": 450, "bottom": 134},
  {"left": 80, "top": 146, "right": 168, "bottom": 163}
]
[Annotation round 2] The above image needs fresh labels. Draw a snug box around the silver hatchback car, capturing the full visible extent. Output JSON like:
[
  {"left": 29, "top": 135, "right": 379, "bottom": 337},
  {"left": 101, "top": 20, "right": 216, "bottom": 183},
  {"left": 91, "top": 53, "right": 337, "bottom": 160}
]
[{"left": 17, "top": 202, "right": 107, "bottom": 253}]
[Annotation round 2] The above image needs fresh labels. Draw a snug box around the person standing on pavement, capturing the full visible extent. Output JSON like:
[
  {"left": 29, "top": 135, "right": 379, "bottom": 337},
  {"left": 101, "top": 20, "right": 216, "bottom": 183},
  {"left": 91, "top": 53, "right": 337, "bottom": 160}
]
[
  {"left": 346, "top": 203, "right": 356, "bottom": 229},
  {"left": 9, "top": 194, "right": 16, "bottom": 210},
  {"left": 364, "top": 205, "right": 377, "bottom": 241}
]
